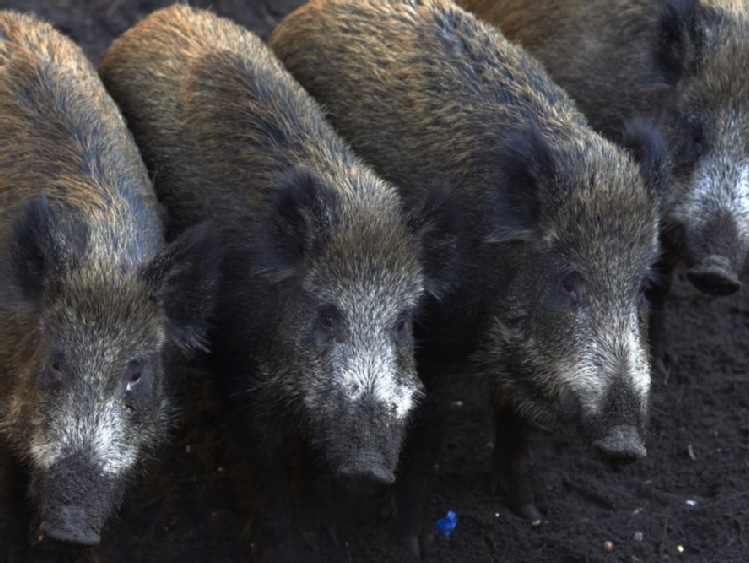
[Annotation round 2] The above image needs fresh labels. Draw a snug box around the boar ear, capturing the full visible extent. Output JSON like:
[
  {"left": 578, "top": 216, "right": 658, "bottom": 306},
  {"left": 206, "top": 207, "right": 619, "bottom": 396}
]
[
  {"left": 650, "top": 0, "right": 703, "bottom": 87},
  {"left": 254, "top": 167, "right": 339, "bottom": 284},
  {"left": 487, "top": 125, "right": 553, "bottom": 244},
  {"left": 1, "top": 196, "right": 89, "bottom": 310},
  {"left": 404, "top": 183, "right": 462, "bottom": 299},
  {"left": 621, "top": 118, "right": 670, "bottom": 204},
  {"left": 142, "top": 222, "right": 221, "bottom": 351}
]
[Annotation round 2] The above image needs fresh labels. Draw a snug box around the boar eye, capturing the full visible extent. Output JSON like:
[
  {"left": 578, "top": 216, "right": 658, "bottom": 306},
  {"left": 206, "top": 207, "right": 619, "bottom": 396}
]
[
  {"left": 678, "top": 122, "right": 705, "bottom": 166},
  {"left": 125, "top": 360, "right": 145, "bottom": 391},
  {"left": 49, "top": 352, "right": 65, "bottom": 374},
  {"left": 562, "top": 274, "right": 578, "bottom": 302},
  {"left": 395, "top": 312, "right": 410, "bottom": 333},
  {"left": 317, "top": 307, "right": 339, "bottom": 336},
  {"left": 322, "top": 313, "right": 335, "bottom": 329},
  {"left": 638, "top": 277, "right": 653, "bottom": 308},
  {"left": 40, "top": 352, "right": 66, "bottom": 391}
]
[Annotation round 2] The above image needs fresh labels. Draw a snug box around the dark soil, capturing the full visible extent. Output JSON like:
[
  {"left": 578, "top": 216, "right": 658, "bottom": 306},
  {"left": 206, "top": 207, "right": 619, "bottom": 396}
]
[{"left": 3, "top": 1, "right": 749, "bottom": 562}]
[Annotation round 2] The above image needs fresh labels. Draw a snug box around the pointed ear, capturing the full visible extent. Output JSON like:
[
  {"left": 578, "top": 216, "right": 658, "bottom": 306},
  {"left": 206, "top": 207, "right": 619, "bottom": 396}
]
[
  {"left": 621, "top": 118, "right": 671, "bottom": 205},
  {"left": 254, "top": 167, "right": 339, "bottom": 284},
  {"left": 487, "top": 125, "right": 553, "bottom": 244},
  {"left": 405, "top": 183, "right": 462, "bottom": 299},
  {"left": 0, "top": 196, "right": 89, "bottom": 311},
  {"left": 650, "top": 0, "right": 703, "bottom": 88},
  {"left": 142, "top": 222, "right": 221, "bottom": 351}
]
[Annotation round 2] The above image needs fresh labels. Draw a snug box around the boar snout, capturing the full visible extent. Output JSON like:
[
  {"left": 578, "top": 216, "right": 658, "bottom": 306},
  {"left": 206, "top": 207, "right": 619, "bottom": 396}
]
[
  {"left": 686, "top": 255, "right": 741, "bottom": 295},
  {"left": 592, "top": 424, "right": 647, "bottom": 465},
  {"left": 336, "top": 451, "right": 396, "bottom": 495},
  {"left": 39, "top": 504, "right": 100, "bottom": 546},
  {"left": 35, "top": 453, "right": 122, "bottom": 547}
]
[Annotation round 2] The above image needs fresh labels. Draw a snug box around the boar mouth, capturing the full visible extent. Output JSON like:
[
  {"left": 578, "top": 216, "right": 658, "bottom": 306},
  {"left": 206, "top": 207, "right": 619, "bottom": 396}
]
[
  {"left": 335, "top": 451, "right": 396, "bottom": 496},
  {"left": 592, "top": 424, "right": 647, "bottom": 465},
  {"left": 39, "top": 504, "right": 101, "bottom": 546}
]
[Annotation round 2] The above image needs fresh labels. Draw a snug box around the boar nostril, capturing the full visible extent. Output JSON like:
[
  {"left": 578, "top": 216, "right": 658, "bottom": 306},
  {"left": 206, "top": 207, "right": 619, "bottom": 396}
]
[
  {"left": 336, "top": 456, "right": 396, "bottom": 495},
  {"left": 39, "top": 505, "right": 101, "bottom": 547},
  {"left": 686, "top": 261, "right": 741, "bottom": 296},
  {"left": 592, "top": 425, "right": 647, "bottom": 465}
]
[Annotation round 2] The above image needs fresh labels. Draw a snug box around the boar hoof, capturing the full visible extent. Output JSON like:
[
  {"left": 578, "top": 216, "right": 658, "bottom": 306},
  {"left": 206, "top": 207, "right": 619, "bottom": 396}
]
[
  {"left": 397, "top": 530, "right": 434, "bottom": 559},
  {"left": 324, "top": 522, "right": 339, "bottom": 547},
  {"left": 686, "top": 264, "right": 740, "bottom": 296},
  {"left": 515, "top": 503, "right": 546, "bottom": 524},
  {"left": 39, "top": 505, "right": 100, "bottom": 546},
  {"left": 299, "top": 529, "right": 321, "bottom": 554},
  {"left": 593, "top": 425, "right": 647, "bottom": 464}
]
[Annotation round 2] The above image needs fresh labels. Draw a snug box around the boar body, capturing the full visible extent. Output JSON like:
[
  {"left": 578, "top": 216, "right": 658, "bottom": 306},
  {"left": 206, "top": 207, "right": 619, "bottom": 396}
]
[
  {"left": 271, "top": 0, "right": 667, "bottom": 552},
  {"left": 0, "top": 11, "right": 219, "bottom": 548},
  {"left": 459, "top": 0, "right": 749, "bottom": 370},
  {"left": 99, "top": 5, "right": 457, "bottom": 560}
]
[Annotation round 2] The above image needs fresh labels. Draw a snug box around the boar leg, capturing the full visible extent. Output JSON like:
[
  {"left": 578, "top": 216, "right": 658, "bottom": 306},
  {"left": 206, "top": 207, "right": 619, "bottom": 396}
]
[
  {"left": 291, "top": 445, "right": 335, "bottom": 553},
  {"left": 390, "top": 396, "right": 445, "bottom": 558},
  {"left": 647, "top": 254, "right": 677, "bottom": 381},
  {"left": 247, "top": 431, "right": 316, "bottom": 563},
  {"left": 490, "top": 406, "right": 544, "bottom": 523}
]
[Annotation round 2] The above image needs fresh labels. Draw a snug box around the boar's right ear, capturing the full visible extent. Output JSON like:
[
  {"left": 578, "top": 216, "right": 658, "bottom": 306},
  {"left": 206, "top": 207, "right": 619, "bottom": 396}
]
[
  {"left": 621, "top": 118, "right": 670, "bottom": 204},
  {"left": 142, "top": 222, "right": 221, "bottom": 351},
  {"left": 405, "top": 183, "right": 462, "bottom": 299},
  {"left": 649, "top": 0, "right": 703, "bottom": 88},
  {"left": 0, "top": 196, "right": 89, "bottom": 311},
  {"left": 254, "top": 167, "right": 339, "bottom": 284},
  {"left": 486, "top": 125, "right": 552, "bottom": 244}
]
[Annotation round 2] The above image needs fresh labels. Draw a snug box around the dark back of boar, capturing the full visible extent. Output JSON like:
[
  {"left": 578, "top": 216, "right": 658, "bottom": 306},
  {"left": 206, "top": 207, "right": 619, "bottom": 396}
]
[
  {"left": 271, "top": 0, "right": 668, "bottom": 535},
  {"left": 0, "top": 11, "right": 219, "bottom": 547},
  {"left": 99, "top": 4, "right": 457, "bottom": 555},
  {"left": 459, "top": 0, "right": 749, "bottom": 298}
]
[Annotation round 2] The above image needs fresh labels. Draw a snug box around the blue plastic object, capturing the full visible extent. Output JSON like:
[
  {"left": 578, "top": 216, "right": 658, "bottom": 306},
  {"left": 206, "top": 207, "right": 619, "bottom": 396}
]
[{"left": 434, "top": 510, "right": 457, "bottom": 538}]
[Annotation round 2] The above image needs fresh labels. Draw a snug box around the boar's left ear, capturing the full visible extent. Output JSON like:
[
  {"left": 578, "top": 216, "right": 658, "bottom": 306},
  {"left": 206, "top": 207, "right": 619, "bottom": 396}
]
[
  {"left": 253, "top": 167, "right": 340, "bottom": 284},
  {"left": 486, "top": 124, "right": 553, "bottom": 245},
  {"left": 142, "top": 222, "right": 221, "bottom": 351},
  {"left": 621, "top": 118, "right": 670, "bottom": 204},
  {"left": 649, "top": 0, "right": 703, "bottom": 88},
  {"left": 405, "top": 183, "right": 462, "bottom": 299},
  {"left": 0, "top": 196, "right": 89, "bottom": 311}
]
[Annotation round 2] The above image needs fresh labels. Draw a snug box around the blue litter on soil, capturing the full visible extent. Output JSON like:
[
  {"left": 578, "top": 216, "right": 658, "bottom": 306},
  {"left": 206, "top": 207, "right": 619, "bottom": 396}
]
[{"left": 435, "top": 510, "right": 457, "bottom": 538}]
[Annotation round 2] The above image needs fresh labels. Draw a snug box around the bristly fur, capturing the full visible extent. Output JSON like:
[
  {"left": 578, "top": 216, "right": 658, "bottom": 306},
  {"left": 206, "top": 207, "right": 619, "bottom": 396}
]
[
  {"left": 271, "top": 0, "right": 665, "bottom": 539},
  {"left": 457, "top": 0, "right": 749, "bottom": 359},
  {"left": 0, "top": 10, "right": 220, "bottom": 546},
  {"left": 99, "top": 4, "right": 460, "bottom": 557}
]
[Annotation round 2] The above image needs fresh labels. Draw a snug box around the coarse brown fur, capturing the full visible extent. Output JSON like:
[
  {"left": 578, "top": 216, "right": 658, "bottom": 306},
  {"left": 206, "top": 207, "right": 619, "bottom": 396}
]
[
  {"left": 0, "top": 10, "right": 219, "bottom": 549},
  {"left": 271, "top": 0, "right": 668, "bottom": 554},
  {"left": 458, "top": 0, "right": 749, "bottom": 371},
  {"left": 99, "top": 5, "right": 458, "bottom": 561}
]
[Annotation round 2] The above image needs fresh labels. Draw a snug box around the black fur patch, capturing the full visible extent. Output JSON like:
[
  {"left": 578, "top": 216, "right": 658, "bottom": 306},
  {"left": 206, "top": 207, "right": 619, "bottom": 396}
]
[
  {"left": 253, "top": 167, "right": 340, "bottom": 284},
  {"left": 652, "top": 0, "right": 703, "bottom": 87},
  {"left": 487, "top": 125, "right": 554, "bottom": 244},
  {"left": 621, "top": 118, "right": 670, "bottom": 206},
  {"left": 142, "top": 221, "right": 221, "bottom": 351},
  {"left": 1, "top": 196, "right": 89, "bottom": 310},
  {"left": 405, "top": 181, "right": 462, "bottom": 299}
]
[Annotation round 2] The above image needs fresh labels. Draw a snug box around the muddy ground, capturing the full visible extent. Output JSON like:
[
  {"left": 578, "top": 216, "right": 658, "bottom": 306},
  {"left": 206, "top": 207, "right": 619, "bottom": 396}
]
[{"left": 2, "top": 1, "right": 748, "bottom": 562}]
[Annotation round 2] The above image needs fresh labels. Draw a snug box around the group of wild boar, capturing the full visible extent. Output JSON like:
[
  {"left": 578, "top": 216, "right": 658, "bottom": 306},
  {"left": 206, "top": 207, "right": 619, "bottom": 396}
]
[{"left": 0, "top": 0, "right": 746, "bottom": 560}]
